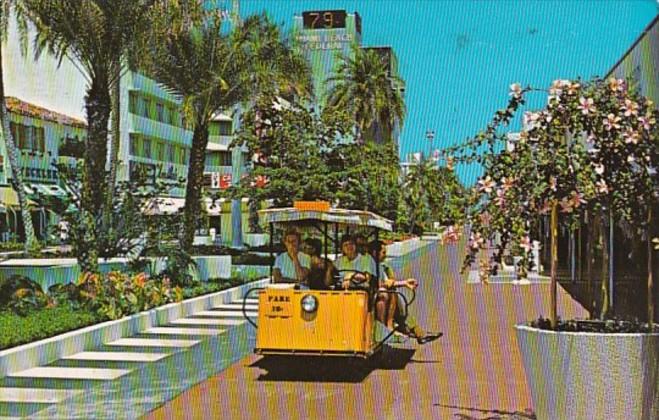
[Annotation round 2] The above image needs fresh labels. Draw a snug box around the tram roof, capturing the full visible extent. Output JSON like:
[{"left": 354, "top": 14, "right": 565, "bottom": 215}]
[{"left": 259, "top": 207, "right": 393, "bottom": 232}]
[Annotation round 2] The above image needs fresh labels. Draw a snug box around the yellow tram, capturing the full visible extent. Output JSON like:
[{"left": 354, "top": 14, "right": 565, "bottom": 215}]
[{"left": 242, "top": 202, "right": 404, "bottom": 359}]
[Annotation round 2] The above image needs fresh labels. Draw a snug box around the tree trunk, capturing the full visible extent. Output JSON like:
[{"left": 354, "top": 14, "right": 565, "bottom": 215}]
[
  {"left": 79, "top": 73, "right": 111, "bottom": 274},
  {"left": 104, "top": 63, "right": 121, "bottom": 231},
  {"left": 648, "top": 207, "right": 654, "bottom": 326},
  {"left": 550, "top": 201, "right": 558, "bottom": 329},
  {"left": 181, "top": 121, "right": 209, "bottom": 251},
  {"left": 600, "top": 209, "right": 610, "bottom": 319},
  {"left": 0, "top": 42, "right": 36, "bottom": 252}
]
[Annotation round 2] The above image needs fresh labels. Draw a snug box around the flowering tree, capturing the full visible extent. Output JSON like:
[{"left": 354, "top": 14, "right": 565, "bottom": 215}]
[{"left": 443, "top": 77, "right": 658, "bottom": 328}]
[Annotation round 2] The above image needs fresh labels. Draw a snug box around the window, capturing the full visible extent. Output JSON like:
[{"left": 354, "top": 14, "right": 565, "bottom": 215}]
[
  {"left": 156, "top": 103, "right": 164, "bottom": 122},
  {"left": 35, "top": 127, "right": 45, "bottom": 152},
  {"left": 218, "top": 121, "right": 232, "bottom": 135},
  {"left": 143, "top": 138, "right": 151, "bottom": 158},
  {"left": 166, "top": 144, "right": 174, "bottom": 162},
  {"left": 219, "top": 151, "right": 231, "bottom": 166},
  {"left": 129, "top": 92, "right": 138, "bottom": 114},
  {"left": 129, "top": 134, "right": 139, "bottom": 155},
  {"left": 142, "top": 98, "right": 151, "bottom": 119}
]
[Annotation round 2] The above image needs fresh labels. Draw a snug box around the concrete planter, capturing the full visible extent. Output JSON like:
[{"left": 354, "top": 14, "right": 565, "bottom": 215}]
[
  {"left": 0, "top": 278, "right": 269, "bottom": 378},
  {"left": 515, "top": 324, "right": 659, "bottom": 420}
]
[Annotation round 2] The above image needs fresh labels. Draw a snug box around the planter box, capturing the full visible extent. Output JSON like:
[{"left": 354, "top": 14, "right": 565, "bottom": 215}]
[
  {"left": 0, "top": 278, "right": 269, "bottom": 377},
  {"left": 515, "top": 324, "right": 659, "bottom": 420},
  {"left": 244, "top": 233, "right": 270, "bottom": 248}
]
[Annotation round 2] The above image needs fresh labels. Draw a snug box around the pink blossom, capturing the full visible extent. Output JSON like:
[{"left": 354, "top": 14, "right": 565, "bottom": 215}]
[
  {"left": 509, "top": 83, "right": 523, "bottom": 99},
  {"left": 623, "top": 128, "right": 640, "bottom": 145},
  {"left": 559, "top": 197, "right": 574, "bottom": 213},
  {"left": 567, "top": 82, "right": 581, "bottom": 95},
  {"left": 501, "top": 177, "right": 515, "bottom": 192},
  {"left": 603, "top": 113, "right": 621, "bottom": 131},
  {"left": 595, "top": 179, "right": 609, "bottom": 194},
  {"left": 621, "top": 99, "right": 639, "bottom": 117},
  {"left": 495, "top": 189, "right": 506, "bottom": 207},
  {"left": 479, "top": 211, "right": 492, "bottom": 226},
  {"left": 578, "top": 97, "right": 595, "bottom": 115},
  {"left": 570, "top": 191, "right": 587, "bottom": 208},
  {"left": 477, "top": 176, "right": 496, "bottom": 193},
  {"left": 638, "top": 115, "right": 656, "bottom": 131},
  {"left": 608, "top": 78, "right": 625, "bottom": 92}
]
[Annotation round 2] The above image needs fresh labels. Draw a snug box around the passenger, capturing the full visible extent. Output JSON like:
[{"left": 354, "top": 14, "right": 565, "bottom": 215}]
[
  {"left": 369, "top": 240, "right": 443, "bottom": 345},
  {"left": 334, "top": 235, "right": 376, "bottom": 290},
  {"left": 273, "top": 229, "right": 310, "bottom": 286},
  {"left": 354, "top": 233, "right": 369, "bottom": 255},
  {"left": 302, "top": 238, "right": 336, "bottom": 290}
]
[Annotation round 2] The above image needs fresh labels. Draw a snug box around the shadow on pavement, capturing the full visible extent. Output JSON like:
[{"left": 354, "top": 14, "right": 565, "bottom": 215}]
[
  {"left": 434, "top": 403, "right": 536, "bottom": 420},
  {"left": 249, "top": 346, "right": 416, "bottom": 382}
]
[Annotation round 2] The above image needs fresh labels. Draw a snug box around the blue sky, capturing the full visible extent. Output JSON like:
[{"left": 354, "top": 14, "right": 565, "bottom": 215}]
[{"left": 237, "top": 0, "right": 658, "bottom": 183}]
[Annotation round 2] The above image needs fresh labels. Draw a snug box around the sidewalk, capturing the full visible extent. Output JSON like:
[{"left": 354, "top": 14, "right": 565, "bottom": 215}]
[{"left": 144, "top": 240, "right": 590, "bottom": 419}]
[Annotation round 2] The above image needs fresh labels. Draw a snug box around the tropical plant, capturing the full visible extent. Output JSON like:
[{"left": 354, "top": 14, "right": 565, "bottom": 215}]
[
  {"left": 133, "top": 4, "right": 312, "bottom": 250},
  {"left": 325, "top": 45, "right": 405, "bottom": 143},
  {"left": 0, "top": 0, "right": 36, "bottom": 251},
  {"left": 444, "top": 77, "right": 658, "bottom": 329},
  {"left": 19, "top": 0, "right": 156, "bottom": 272}
]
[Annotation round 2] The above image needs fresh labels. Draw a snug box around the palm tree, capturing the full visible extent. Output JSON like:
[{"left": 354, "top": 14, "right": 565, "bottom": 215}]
[
  {"left": 0, "top": 0, "right": 37, "bottom": 251},
  {"left": 325, "top": 45, "right": 405, "bottom": 143},
  {"left": 136, "top": 5, "right": 311, "bottom": 250},
  {"left": 20, "top": 0, "right": 155, "bottom": 272}
]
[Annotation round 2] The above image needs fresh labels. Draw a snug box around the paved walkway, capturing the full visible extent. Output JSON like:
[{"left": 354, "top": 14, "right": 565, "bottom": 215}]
[{"left": 144, "top": 241, "right": 589, "bottom": 420}]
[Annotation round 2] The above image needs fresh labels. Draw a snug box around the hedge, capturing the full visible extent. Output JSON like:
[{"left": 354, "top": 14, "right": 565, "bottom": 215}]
[{"left": 0, "top": 306, "right": 103, "bottom": 350}]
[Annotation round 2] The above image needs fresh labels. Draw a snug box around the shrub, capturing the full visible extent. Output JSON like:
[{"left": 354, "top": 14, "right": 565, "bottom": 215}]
[
  {"left": 0, "top": 306, "right": 102, "bottom": 350},
  {"left": 0, "top": 275, "right": 52, "bottom": 316},
  {"left": 76, "top": 272, "right": 183, "bottom": 320}
]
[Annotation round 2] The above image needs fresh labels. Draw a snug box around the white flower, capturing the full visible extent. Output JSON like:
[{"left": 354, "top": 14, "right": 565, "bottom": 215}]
[
  {"left": 623, "top": 128, "right": 640, "bottom": 145},
  {"left": 638, "top": 115, "right": 656, "bottom": 131},
  {"left": 603, "top": 113, "right": 621, "bottom": 131},
  {"left": 627, "top": 155, "right": 636, "bottom": 164},
  {"left": 594, "top": 163, "right": 605, "bottom": 175},
  {"left": 477, "top": 176, "right": 496, "bottom": 193},
  {"left": 578, "top": 97, "right": 595, "bottom": 115},
  {"left": 520, "top": 235, "right": 533, "bottom": 253},
  {"left": 595, "top": 179, "right": 609, "bottom": 194},
  {"left": 608, "top": 78, "right": 625, "bottom": 92},
  {"left": 621, "top": 99, "right": 639, "bottom": 117},
  {"left": 509, "top": 83, "right": 523, "bottom": 98},
  {"left": 567, "top": 82, "right": 581, "bottom": 95}
]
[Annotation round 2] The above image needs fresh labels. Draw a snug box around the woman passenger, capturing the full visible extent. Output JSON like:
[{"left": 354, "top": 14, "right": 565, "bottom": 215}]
[{"left": 302, "top": 238, "right": 335, "bottom": 290}]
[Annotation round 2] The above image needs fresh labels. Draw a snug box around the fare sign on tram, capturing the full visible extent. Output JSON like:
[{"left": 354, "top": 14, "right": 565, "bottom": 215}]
[{"left": 265, "top": 293, "right": 292, "bottom": 318}]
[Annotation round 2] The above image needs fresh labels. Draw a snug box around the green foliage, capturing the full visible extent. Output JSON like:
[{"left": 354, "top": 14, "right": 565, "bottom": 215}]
[
  {"left": 325, "top": 45, "right": 406, "bottom": 142},
  {"left": 0, "top": 305, "right": 102, "bottom": 350},
  {"left": 0, "top": 275, "right": 52, "bottom": 316},
  {"left": 398, "top": 158, "right": 468, "bottom": 235},
  {"left": 75, "top": 272, "right": 183, "bottom": 320}
]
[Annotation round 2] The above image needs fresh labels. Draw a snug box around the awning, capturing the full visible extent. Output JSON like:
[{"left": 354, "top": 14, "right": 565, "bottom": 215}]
[
  {"left": 0, "top": 186, "right": 37, "bottom": 208},
  {"left": 206, "top": 142, "right": 229, "bottom": 151}
]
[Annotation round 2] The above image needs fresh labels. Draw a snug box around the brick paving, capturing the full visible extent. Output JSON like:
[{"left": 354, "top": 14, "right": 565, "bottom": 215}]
[{"left": 144, "top": 241, "right": 589, "bottom": 420}]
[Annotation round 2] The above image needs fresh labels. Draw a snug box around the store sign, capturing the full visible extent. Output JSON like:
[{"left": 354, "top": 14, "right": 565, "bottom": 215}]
[
  {"left": 210, "top": 173, "right": 231, "bottom": 189},
  {"left": 296, "top": 33, "right": 354, "bottom": 50}
]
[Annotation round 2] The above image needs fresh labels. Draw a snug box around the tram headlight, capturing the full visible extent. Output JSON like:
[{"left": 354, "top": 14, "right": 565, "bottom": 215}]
[{"left": 301, "top": 294, "right": 318, "bottom": 313}]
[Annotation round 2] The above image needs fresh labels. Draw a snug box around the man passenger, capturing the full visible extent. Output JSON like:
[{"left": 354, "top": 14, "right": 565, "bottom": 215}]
[{"left": 273, "top": 229, "right": 310, "bottom": 285}]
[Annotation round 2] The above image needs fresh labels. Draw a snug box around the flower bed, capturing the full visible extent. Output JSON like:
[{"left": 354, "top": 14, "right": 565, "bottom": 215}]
[{"left": 0, "top": 275, "right": 253, "bottom": 351}]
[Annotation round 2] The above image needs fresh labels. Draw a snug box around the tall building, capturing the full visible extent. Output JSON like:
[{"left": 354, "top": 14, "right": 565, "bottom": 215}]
[{"left": 293, "top": 10, "right": 404, "bottom": 145}]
